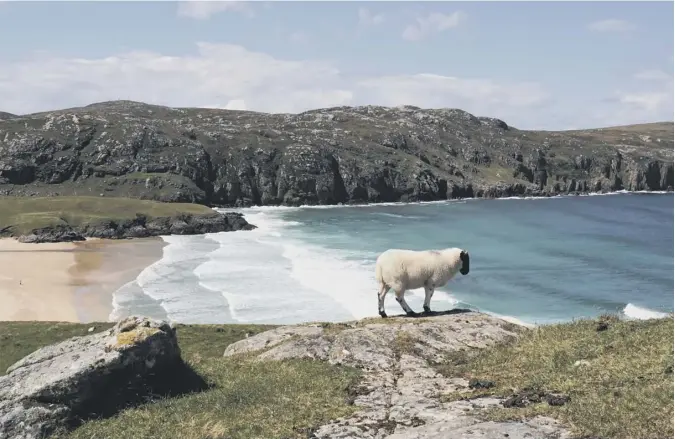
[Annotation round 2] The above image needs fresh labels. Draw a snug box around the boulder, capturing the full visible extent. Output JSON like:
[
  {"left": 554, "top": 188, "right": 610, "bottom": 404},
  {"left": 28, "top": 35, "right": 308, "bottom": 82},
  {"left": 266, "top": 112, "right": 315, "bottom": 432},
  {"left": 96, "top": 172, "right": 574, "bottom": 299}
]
[{"left": 0, "top": 317, "right": 184, "bottom": 439}]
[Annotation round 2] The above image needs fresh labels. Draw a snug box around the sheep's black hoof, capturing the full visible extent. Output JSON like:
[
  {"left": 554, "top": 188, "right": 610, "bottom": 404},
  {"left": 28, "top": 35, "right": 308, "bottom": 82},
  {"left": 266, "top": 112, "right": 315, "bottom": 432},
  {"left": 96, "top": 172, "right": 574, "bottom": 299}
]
[
  {"left": 406, "top": 310, "right": 418, "bottom": 317},
  {"left": 423, "top": 306, "right": 431, "bottom": 314},
  {"left": 379, "top": 311, "right": 388, "bottom": 318}
]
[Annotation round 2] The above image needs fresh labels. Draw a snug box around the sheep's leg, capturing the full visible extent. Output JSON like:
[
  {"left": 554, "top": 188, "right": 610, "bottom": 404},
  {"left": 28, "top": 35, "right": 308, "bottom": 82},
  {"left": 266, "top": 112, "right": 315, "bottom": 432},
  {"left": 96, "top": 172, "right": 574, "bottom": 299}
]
[
  {"left": 394, "top": 289, "right": 417, "bottom": 317},
  {"left": 423, "top": 285, "right": 435, "bottom": 314},
  {"left": 377, "top": 282, "right": 389, "bottom": 318}
]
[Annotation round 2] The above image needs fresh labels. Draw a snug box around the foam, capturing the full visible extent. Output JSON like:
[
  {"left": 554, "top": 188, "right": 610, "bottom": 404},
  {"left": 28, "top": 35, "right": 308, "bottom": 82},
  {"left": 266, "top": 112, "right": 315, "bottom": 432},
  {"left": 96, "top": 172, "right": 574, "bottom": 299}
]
[
  {"left": 280, "top": 242, "right": 380, "bottom": 319},
  {"left": 111, "top": 235, "right": 232, "bottom": 324},
  {"left": 113, "top": 192, "right": 671, "bottom": 325},
  {"left": 221, "top": 189, "right": 671, "bottom": 215},
  {"left": 372, "top": 212, "right": 425, "bottom": 219},
  {"left": 484, "top": 311, "right": 538, "bottom": 328},
  {"left": 623, "top": 303, "right": 671, "bottom": 320},
  {"left": 192, "top": 212, "right": 359, "bottom": 324},
  {"left": 196, "top": 209, "right": 463, "bottom": 323}
]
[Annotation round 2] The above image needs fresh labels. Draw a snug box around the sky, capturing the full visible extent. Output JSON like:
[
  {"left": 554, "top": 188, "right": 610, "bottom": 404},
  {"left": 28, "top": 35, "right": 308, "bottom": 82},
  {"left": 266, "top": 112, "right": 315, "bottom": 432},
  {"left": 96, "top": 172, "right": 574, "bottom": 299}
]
[{"left": 0, "top": 1, "right": 672, "bottom": 130}]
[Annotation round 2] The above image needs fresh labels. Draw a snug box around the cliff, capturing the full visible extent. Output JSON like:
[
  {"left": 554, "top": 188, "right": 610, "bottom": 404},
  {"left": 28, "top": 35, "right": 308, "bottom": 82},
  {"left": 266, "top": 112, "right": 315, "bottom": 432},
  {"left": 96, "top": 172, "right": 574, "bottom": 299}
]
[{"left": 0, "top": 100, "right": 672, "bottom": 207}]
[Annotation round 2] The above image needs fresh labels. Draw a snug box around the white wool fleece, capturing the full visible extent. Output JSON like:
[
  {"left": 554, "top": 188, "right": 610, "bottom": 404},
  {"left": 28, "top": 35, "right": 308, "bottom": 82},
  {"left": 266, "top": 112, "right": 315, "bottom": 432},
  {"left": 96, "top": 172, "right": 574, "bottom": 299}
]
[{"left": 375, "top": 247, "right": 470, "bottom": 317}]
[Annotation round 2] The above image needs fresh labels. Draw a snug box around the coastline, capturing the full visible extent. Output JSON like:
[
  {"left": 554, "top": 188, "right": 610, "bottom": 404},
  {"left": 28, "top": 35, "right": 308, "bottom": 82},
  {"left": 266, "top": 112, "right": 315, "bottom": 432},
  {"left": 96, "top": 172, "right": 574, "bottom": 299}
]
[
  {"left": 215, "top": 188, "right": 673, "bottom": 212},
  {"left": 0, "top": 237, "right": 166, "bottom": 323}
]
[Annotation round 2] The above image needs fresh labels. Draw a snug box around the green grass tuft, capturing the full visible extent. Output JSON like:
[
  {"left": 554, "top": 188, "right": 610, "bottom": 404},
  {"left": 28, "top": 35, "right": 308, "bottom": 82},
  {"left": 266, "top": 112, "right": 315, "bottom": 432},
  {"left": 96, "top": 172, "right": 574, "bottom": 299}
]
[
  {"left": 436, "top": 315, "right": 674, "bottom": 439},
  {"left": 0, "top": 321, "right": 117, "bottom": 373}
]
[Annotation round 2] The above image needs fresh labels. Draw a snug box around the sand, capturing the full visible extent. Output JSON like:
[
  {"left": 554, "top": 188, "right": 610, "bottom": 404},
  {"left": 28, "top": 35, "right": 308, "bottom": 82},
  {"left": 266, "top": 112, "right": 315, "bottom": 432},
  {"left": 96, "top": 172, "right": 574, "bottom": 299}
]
[{"left": 0, "top": 237, "right": 166, "bottom": 322}]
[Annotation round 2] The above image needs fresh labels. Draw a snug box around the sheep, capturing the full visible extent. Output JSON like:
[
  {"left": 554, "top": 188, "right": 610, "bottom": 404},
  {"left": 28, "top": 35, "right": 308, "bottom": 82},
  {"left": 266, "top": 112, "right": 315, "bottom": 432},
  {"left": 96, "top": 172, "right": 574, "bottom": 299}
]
[{"left": 375, "top": 247, "right": 470, "bottom": 318}]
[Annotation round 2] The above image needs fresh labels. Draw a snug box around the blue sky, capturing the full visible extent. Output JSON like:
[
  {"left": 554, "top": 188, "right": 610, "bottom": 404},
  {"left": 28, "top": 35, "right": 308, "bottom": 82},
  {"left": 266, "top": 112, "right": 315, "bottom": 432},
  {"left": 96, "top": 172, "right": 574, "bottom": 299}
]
[{"left": 0, "top": 1, "right": 672, "bottom": 130}]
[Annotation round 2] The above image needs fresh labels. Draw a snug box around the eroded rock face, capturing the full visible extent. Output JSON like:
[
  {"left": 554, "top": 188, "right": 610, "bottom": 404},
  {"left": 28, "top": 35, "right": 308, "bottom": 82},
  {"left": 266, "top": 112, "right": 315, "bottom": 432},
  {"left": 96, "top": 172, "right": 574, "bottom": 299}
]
[
  {"left": 0, "top": 317, "right": 182, "bottom": 439},
  {"left": 224, "top": 310, "right": 571, "bottom": 439},
  {"left": 11, "top": 211, "right": 255, "bottom": 243},
  {"left": 0, "top": 101, "right": 672, "bottom": 206}
]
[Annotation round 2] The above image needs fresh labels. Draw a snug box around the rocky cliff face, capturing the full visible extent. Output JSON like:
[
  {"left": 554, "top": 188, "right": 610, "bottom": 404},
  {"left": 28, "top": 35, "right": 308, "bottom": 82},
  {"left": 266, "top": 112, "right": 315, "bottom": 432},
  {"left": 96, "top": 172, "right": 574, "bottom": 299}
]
[{"left": 0, "top": 101, "right": 672, "bottom": 207}]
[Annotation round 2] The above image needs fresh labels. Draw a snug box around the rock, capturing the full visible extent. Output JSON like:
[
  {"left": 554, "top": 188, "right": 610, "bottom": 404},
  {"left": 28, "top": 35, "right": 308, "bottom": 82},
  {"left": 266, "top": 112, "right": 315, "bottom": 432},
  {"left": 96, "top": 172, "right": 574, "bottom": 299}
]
[
  {"left": 596, "top": 321, "right": 609, "bottom": 332},
  {"left": 224, "top": 310, "right": 571, "bottom": 439},
  {"left": 0, "top": 101, "right": 672, "bottom": 206},
  {"left": 574, "top": 360, "right": 591, "bottom": 368},
  {"left": 501, "top": 389, "right": 570, "bottom": 409},
  {"left": 0, "top": 316, "right": 199, "bottom": 439},
  {"left": 87, "top": 326, "right": 95, "bottom": 333},
  {"left": 8, "top": 211, "right": 255, "bottom": 243},
  {"left": 16, "top": 226, "right": 86, "bottom": 243},
  {"left": 545, "top": 394, "right": 571, "bottom": 407},
  {"left": 468, "top": 379, "right": 495, "bottom": 390},
  {"left": 385, "top": 417, "right": 571, "bottom": 439}
]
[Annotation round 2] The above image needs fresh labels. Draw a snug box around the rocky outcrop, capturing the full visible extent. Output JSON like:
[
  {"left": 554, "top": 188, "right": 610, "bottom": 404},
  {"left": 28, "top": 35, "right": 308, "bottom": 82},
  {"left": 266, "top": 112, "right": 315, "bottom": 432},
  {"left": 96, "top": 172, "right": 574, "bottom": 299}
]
[
  {"left": 223, "top": 310, "right": 571, "bottom": 439},
  {"left": 0, "top": 101, "right": 672, "bottom": 207},
  {"left": 0, "top": 317, "right": 203, "bottom": 439},
  {"left": 3, "top": 211, "right": 255, "bottom": 243}
]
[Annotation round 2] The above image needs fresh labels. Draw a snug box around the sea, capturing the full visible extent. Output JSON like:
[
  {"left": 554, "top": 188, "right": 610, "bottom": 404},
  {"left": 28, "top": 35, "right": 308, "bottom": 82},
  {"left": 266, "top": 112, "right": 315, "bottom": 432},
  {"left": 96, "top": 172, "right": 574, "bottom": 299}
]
[{"left": 110, "top": 192, "right": 674, "bottom": 327}]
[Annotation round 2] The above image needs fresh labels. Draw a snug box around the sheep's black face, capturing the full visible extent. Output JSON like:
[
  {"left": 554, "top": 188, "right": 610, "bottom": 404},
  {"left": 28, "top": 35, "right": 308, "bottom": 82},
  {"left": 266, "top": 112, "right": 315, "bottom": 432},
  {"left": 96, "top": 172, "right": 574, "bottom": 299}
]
[{"left": 459, "top": 251, "right": 470, "bottom": 275}]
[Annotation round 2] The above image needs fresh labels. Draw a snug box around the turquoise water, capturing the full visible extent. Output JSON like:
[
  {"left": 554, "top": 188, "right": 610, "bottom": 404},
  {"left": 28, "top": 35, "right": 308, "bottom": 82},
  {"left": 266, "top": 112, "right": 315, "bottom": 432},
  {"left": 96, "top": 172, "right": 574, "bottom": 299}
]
[{"left": 112, "top": 193, "right": 674, "bottom": 325}]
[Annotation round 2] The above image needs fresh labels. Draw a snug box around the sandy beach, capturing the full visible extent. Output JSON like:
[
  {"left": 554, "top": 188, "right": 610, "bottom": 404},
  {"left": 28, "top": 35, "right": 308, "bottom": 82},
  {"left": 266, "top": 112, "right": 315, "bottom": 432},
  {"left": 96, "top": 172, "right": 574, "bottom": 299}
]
[{"left": 0, "top": 237, "right": 165, "bottom": 322}]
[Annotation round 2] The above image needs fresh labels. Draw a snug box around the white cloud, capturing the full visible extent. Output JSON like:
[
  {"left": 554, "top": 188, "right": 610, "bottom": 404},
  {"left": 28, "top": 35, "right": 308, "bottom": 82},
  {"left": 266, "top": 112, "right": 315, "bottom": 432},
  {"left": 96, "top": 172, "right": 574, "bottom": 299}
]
[
  {"left": 358, "top": 7, "right": 384, "bottom": 26},
  {"left": 634, "top": 69, "right": 671, "bottom": 81},
  {"left": 289, "top": 31, "right": 309, "bottom": 44},
  {"left": 591, "top": 78, "right": 674, "bottom": 126},
  {"left": 0, "top": 43, "right": 352, "bottom": 116},
  {"left": 176, "top": 1, "right": 254, "bottom": 20},
  {"left": 605, "top": 69, "right": 674, "bottom": 123},
  {"left": 619, "top": 91, "right": 671, "bottom": 112},
  {"left": 0, "top": 43, "right": 670, "bottom": 130},
  {"left": 357, "top": 74, "right": 551, "bottom": 126},
  {"left": 402, "top": 11, "right": 466, "bottom": 41},
  {"left": 587, "top": 19, "right": 636, "bottom": 33}
]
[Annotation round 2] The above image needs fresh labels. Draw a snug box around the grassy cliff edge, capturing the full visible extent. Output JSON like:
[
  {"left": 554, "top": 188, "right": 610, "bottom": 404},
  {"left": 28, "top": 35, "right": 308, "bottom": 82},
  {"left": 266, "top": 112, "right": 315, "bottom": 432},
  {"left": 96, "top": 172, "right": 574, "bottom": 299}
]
[
  {"left": 0, "top": 314, "right": 672, "bottom": 439},
  {"left": 0, "top": 196, "right": 254, "bottom": 242}
]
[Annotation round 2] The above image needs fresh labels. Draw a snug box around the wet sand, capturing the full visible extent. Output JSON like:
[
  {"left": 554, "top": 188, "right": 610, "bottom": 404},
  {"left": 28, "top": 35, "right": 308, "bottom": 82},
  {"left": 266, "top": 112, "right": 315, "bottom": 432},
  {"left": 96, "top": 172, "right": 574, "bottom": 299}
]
[{"left": 0, "top": 237, "right": 165, "bottom": 322}]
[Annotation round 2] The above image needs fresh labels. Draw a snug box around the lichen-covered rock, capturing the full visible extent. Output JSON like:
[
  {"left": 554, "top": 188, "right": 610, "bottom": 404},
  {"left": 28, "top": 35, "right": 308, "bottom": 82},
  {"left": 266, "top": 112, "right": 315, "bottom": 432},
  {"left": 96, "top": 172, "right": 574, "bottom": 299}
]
[
  {"left": 0, "top": 317, "right": 181, "bottom": 439},
  {"left": 224, "top": 311, "right": 571, "bottom": 439},
  {"left": 0, "top": 101, "right": 672, "bottom": 206}
]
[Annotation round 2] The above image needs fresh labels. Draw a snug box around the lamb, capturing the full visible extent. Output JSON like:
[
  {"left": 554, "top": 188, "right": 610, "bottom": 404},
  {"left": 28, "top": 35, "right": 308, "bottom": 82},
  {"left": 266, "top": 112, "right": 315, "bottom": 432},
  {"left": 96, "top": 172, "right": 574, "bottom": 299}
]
[{"left": 375, "top": 247, "right": 470, "bottom": 318}]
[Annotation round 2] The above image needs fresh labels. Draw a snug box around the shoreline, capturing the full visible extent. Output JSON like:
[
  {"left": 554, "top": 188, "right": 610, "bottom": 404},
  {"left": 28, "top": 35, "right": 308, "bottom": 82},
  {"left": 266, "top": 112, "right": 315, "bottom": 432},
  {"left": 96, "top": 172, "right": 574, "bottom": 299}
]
[
  {"left": 215, "top": 188, "right": 673, "bottom": 212},
  {"left": 0, "top": 237, "right": 166, "bottom": 323}
]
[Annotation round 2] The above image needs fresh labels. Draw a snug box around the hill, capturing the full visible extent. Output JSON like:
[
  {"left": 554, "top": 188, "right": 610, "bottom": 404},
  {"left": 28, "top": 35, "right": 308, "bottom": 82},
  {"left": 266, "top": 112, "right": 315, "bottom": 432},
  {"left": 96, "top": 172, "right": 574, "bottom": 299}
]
[
  {"left": 0, "top": 101, "right": 672, "bottom": 207},
  {"left": 0, "top": 111, "right": 17, "bottom": 121}
]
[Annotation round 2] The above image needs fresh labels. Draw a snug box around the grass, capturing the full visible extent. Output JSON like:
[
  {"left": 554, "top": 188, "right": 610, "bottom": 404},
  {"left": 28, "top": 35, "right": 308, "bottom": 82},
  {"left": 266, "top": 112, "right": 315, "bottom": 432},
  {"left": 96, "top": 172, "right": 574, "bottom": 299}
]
[
  {"left": 0, "top": 196, "right": 216, "bottom": 236},
  {"left": 436, "top": 315, "right": 674, "bottom": 439},
  {"left": 0, "top": 321, "right": 361, "bottom": 439},
  {"left": 4, "top": 315, "right": 671, "bottom": 438},
  {"left": 476, "top": 164, "right": 525, "bottom": 185},
  {"left": 0, "top": 321, "right": 116, "bottom": 373}
]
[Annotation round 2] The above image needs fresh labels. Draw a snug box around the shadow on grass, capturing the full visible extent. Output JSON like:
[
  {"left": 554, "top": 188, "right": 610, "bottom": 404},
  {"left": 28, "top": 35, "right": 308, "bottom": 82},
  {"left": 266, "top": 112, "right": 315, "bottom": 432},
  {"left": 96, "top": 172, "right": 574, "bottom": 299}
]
[{"left": 67, "top": 358, "right": 211, "bottom": 429}]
